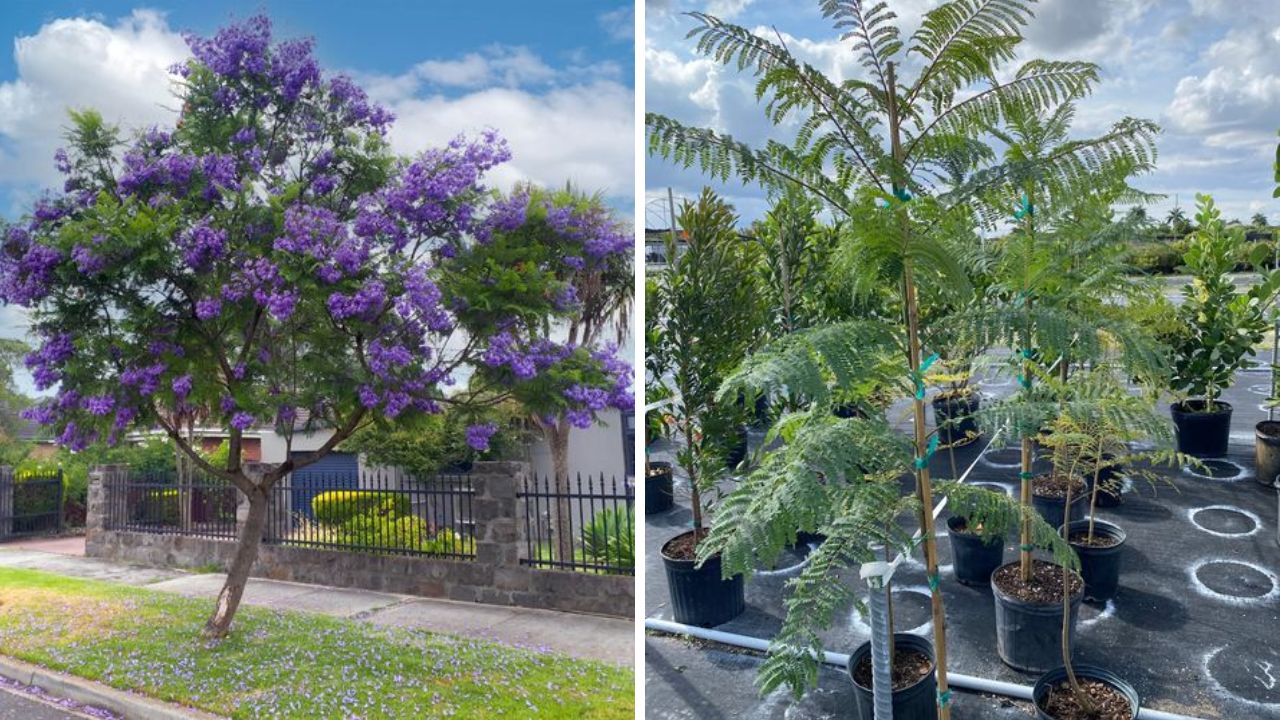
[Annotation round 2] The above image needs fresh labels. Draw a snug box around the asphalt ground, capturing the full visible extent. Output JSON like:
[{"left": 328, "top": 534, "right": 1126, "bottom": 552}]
[{"left": 645, "top": 369, "right": 1280, "bottom": 719}]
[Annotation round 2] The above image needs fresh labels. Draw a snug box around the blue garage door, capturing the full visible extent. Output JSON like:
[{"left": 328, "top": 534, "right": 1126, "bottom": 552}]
[{"left": 289, "top": 451, "right": 358, "bottom": 518}]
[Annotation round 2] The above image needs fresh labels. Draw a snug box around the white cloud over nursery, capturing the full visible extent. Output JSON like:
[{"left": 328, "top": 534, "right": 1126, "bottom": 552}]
[{"left": 0, "top": 10, "right": 634, "bottom": 217}]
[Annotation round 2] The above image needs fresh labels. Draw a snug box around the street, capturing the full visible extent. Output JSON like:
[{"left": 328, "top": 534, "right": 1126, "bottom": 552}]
[{"left": 0, "top": 682, "right": 104, "bottom": 720}]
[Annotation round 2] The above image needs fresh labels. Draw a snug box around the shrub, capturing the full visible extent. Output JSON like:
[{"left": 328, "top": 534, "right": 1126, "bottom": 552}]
[
  {"left": 311, "top": 491, "right": 409, "bottom": 525},
  {"left": 134, "top": 488, "right": 181, "bottom": 526},
  {"left": 1126, "top": 240, "right": 1184, "bottom": 274},
  {"left": 579, "top": 506, "right": 634, "bottom": 569}
]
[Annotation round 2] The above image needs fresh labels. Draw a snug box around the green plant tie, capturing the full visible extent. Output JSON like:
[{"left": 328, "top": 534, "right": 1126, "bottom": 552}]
[
  {"left": 1021, "top": 348, "right": 1035, "bottom": 360},
  {"left": 914, "top": 434, "right": 940, "bottom": 469},
  {"left": 911, "top": 352, "right": 940, "bottom": 399},
  {"left": 927, "top": 573, "right": 941, "bottom": 592},
  {"left": 1013, "top": 193, "right": 1034, "bottom": 220},
  {"left": 938, "top": 689, "right": 953, "bottom": 707},
  {"left": 1019, "top": 471, "right": 1034, "bottom": 480},
  {"left": 1020, "top": 543, "right": 1036, "bottom": 551},
  {"left": 894, "top": 187, "right": 913, "bottom": 203}
]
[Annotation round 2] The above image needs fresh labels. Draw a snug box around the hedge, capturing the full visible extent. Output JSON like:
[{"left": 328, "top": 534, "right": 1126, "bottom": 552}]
[{"left": 311, "top": 490, "right": 410, "bottom": 525}]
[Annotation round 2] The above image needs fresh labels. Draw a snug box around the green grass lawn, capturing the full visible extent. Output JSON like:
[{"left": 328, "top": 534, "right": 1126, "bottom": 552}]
[{"left": 0, "top": 567, "right": 632, "bottom": 719}]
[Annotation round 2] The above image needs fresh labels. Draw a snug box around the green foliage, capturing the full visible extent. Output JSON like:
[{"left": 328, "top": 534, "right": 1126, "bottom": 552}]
[
  {"left": 1166, "top": 195, "right": 1280, "bottom": 408},
  {"left": 1126, "top": 240, "right": 1185, "bottom": 275},
  {"left": 343, "top": 401, "right": 525, "bottom": 475},
  {"left": 649, "top": 189, "right": 763, "bottom": 525},
  {"left": 579, "top": 506, "right": 634, "bottom": 569},
  {"left": 311, "top": 491, "right": 410, "bottom": 526},
  {"left": 137, "top": 488, "right": 181, "bottom": 526}
]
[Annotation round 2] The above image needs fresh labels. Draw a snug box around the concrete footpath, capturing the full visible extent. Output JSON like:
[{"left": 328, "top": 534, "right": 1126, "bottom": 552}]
[{"left": 0, "top": 539, "right": 633, "bottom": 667}]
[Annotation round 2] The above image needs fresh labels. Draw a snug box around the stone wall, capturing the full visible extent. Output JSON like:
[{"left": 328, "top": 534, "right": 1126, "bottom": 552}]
[{"left": 85, "top": 461, "right": 633, "bottom": 618}]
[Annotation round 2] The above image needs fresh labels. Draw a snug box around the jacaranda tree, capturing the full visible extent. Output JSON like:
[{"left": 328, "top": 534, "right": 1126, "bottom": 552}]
[
  {"left": 0, "top": 15, "right": 629, "bottom": 638},
  {"left": 456, "top": 185, "right": 633, "bottom": 563}
]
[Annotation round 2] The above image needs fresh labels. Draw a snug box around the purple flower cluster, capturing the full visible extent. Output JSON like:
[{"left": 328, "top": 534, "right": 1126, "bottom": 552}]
[
  {"left": 474, "top": 190, "right": 529, "bottom": 244},
  {"left": 71, "top": 237, "right": 107, "bottom": 275},
  {"left": 183, "top": 15, "right": 272, "bottom": 80},
  {"left": 24, "top": 333, "right": 74, "bottom": 391},
  {"left": 178, "top": 220, "right": 228, "bottom": 269},
  {"left": 483, "top": 332, "right": 572, "bottom": 380},
  {"left": 0, "top": 227, "right": 62, "bottom": 306},
  {"left": 465, "top": 422, "right": 498, "bottom": 452},
  {"left": 327, "top": 280, "right": 386, "bottom": 321},
  {"left": 355, "top": 131, "right": 511, "bottom": 252}
]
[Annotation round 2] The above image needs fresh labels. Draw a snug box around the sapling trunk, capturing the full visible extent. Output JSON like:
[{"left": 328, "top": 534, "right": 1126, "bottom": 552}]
[
  {"left": 1087, "top": 450, "right": 1103, "bottom": 543},
  {"left": 1059, "top": 475, "right": 1094, "bottom": 713},
  {"left": 204, "top": 486, "right": 266, "bottom": 639},
  {"left": 550, "top": 424, "right": 575, "bottom": 565},
  {"left": 886, "top": 61, "right": 951, "bottom": 719}
]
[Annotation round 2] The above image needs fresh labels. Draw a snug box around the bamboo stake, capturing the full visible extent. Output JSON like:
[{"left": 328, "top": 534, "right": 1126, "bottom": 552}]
[{"left": 887, "top": 61, "right": 951, "bottom": 720}]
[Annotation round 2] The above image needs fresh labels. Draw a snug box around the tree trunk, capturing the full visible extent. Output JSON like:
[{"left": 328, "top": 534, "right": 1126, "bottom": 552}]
[
  {"left": 204, "top": 487, "right": 267, "bottom": 639},
  {"left": 549, "top": 424, "right": 575, "bottom": 566}
]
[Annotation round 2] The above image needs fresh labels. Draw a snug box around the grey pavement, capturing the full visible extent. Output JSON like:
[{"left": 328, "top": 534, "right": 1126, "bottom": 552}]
[
  {"left": 0, "top": 546, "right": 633, "bottom": 667},
  {"left": 0, "top": 682, "right": 106, "bottom": 720}
]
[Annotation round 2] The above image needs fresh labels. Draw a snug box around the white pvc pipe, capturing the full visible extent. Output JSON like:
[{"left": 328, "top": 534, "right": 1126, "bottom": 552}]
[{"left": 645, "top": 618, "right": 1207, "bottom": 720}]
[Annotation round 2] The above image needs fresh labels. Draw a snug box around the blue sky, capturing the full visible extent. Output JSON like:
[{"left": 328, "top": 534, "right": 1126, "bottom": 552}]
[
  {"left": 0, "top": 1, "right": 634, "bottom": 394},
  {"left": 646, "top": 0, "right": 1280, "bottom": 228}
]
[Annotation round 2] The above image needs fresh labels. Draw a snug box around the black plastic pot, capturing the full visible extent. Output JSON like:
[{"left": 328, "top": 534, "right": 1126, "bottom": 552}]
[
  {"left": 1032, "top": 491, "right": 1087, "bottom": 533},
  {"left": 1032, "top": 665, "right": 1139, "bottom": 720},
  {"left": 661, "top": 530, "right": 745, "bottom": 627},
  {"left": 848, "top": 633, "right": 938, "bottom": 720},
  {"left": 992, "top": 562, "right": 1083, "bottom": 673},
  {"left": 932, "top": 392, "right": 981, "bottom": 446},
  {"left": 1065, "top": 519, "right": 1127, "bottom": 603},
  {"left": 947, "top": 516, "right": 1004, "bottom": 586},
  {"left": 1256, "top": 421, "right": 1280, "bottom": 487},
  {"left": 794, "top": 530, "right": 828, "bottom": 547},
  {"left": 1170, "top": 400, "right": 1232, "bottom": 458},
  {"left": 646, "top": 462, "right": 674, "bottom": 515}
]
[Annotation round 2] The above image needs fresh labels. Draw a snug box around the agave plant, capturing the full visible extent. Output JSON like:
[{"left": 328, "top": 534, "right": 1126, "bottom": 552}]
[{"left": 648, "top": 0, "right": 1125, "bottom": 708}]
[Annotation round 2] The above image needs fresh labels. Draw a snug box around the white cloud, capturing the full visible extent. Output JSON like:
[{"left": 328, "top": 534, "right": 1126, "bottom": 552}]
[
  {"left": 385, "top": 81, "right": 634, "bottom": 198},
  {"left": 0, "top": 12, "right": 632, "bottom": 213},
  {"left": 0, "top": 9, "right": 186, "bottom": 190},
  {"left": 415, "top": 45, "right": 557, "bottom": 88},
  {"left": 599, "top": 6, "right": 634, "bottom": 43},
  {"left": 1166, "top": 24, "right": 1280, "bottom": 151}
]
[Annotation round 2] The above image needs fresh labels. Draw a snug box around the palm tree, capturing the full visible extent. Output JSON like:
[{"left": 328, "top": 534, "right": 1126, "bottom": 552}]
[
  {"left": 1252, "top": 212, "right": 1269, "bottom": 228},
  {"left": 649, "top": 0, "right": 1107, "bottom": 709}
]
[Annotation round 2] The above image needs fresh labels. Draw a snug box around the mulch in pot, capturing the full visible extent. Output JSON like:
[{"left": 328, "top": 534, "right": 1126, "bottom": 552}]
[
  {"left": 1068, "top": 531, "right": 1122, "bottom": 549},
  {"left": 1033, "top": 473, "right": 1087, "bottom": 500},
  {"left": 1040, "top": 677, "right": 1133, "bottom": 720},
  {"left": 662, "top": 528, "right": 708, "bottom": 561},
  {"left": 851, "top": 649, "right": 934, "bottom": 691},
  {"left": 993, "top": 559, "right": 1083, "bottom": 604}
]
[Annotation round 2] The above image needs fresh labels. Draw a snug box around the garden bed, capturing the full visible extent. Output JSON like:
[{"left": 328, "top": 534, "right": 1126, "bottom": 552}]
[
  {"left": 0, "top": 567, "right": 633, "bottom": 720},
  {"left": 645, "top": 373, "right": 1279, "bottom": 719}
]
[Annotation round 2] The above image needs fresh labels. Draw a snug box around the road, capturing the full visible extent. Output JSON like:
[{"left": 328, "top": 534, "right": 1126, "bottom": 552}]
[{"left": 0, "top": 681, "right": 108, "bottom": 720}]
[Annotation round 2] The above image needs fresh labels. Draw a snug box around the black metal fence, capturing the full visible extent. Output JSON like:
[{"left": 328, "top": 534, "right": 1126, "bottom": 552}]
[
  {"left": 518, "top": 473, "right": 634, "bottom": 575},
  {"left": 265, "top": 470, "right": 475, "bottom": 559},
  {"left": 104, "top": 470, "right": 238, "bottom": 539},
  {"left": 0, "top": 468, "right": 64, "bottom": 538}
]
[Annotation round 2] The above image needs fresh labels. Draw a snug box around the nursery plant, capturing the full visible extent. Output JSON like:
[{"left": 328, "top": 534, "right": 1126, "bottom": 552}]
[
  {"left": 647, "top": 188, "right": 762, "bottom": 626},
  {"left": 1026, "top": 380, "right": 1191, "bottom": 719},
  {"left": 648, "top": 0, "right": 1095, "bottom": 710},
  {"left": 0, "top": 15, "right": 628, "bottom": 639},
  {"left": 1165, "top": 194, "right": 1280, "bottom": 457}
]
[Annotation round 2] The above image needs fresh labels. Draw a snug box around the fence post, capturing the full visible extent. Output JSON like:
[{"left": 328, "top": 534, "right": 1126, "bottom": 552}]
[
  {"left": 0, "top": 466, "right": 11, "bottom": 540},
  {"left": 470, "top": 461, "right": 524, "bottom": 569},
  {"left": 86, "top": 465, "right": 127, "bottom": 551},
  {"left": 56, "top": 467, "right": 64, "bottom": 534}
]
